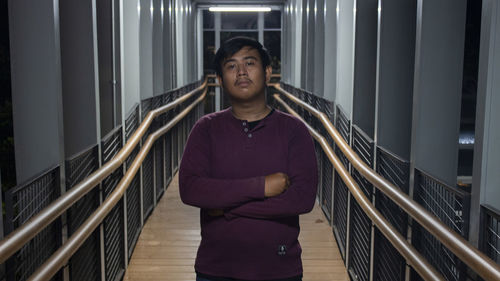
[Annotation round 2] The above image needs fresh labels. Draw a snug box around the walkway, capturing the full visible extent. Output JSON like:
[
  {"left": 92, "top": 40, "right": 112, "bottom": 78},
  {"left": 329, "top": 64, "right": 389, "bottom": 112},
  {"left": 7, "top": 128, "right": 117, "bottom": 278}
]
[{"left": 124, "top": 174, "right": 348, "bottom": 281}]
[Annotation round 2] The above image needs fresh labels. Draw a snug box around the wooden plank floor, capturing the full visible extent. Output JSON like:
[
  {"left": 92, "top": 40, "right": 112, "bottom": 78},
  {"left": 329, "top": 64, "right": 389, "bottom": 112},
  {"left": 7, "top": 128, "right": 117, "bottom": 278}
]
[{"left": 124, "top": 174, "right": 348, "bottom": 281}]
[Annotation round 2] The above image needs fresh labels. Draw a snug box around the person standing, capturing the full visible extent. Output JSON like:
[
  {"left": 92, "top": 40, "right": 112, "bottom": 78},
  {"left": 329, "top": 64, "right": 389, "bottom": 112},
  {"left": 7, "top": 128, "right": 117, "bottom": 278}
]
[{"left": 179, "top": 37, "right": 318, "bottom": 281}]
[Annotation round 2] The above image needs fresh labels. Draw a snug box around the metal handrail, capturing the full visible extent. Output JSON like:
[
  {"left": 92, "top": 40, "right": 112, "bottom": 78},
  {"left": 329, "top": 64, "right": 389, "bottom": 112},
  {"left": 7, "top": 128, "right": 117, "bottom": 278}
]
[
  {"left": 272, "top": 84, "right": 500, "bottom": 281},
  {"left": 273, "top": 94, "right": 445, "bottom": 281},
  {"left": 0, "top": 79, "right": 208, "bottom": 264},
  {"left": 27, "top": 88, "right": 207, "bottom": 281}
]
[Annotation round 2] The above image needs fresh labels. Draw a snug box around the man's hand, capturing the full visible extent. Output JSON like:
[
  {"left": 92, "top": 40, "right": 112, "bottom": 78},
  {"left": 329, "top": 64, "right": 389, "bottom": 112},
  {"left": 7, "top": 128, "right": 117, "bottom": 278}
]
[
  {"left": 264, "top": 172, "right": 290, "bottom": 197},
  {"left": 208, "top": 209, "right": 224, "bottom": 216}
]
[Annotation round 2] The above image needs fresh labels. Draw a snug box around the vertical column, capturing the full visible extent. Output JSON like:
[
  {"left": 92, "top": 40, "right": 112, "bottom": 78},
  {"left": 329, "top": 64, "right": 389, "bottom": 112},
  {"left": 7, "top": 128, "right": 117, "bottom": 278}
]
[
  {"left": 258, "top": 12, "right": 264, "bottom": 44},
  {"left": 292, "top": 0, "right": 303, "bottom": 88},
  {"left": 300, "top": 0, "right": 308, "bottom": 89},
  {"left": 9, "top": 0, "right": 65, "bottom": 184},
  {"left": 153, "top": 0, "right": 164, "bottom": 95},
  {"left": 313, "top": 0, "right": 325, "bottom": 97},
  {"left": 215, "top": 12, "right": 221, "bottom": 111},
  {"left": 140, "top": 0, "right": 154, "bottom": 100},
  {"left": 282, "top": 3, "right": 290, "bottom": 84},
  {"left": 410, "top": 0, "right": 467, "bottom": 186},
  {"left": 336, "top": 0, "right": 356, "bottom": 117},
  {"left": 175, "top": 0, "right": 184, "bottom": 86},
  {"left": 97, "top": 0, "right": 119, "bottom": 136},
  {"left": 122, "top": 0, "right": 141, "bottom": 118},
  {"left": 60, "top": 0, "right": 100, "bottom": 159},
  {"left": 375, "top": 0, "right": 416, "bottom": 159},
  {"left": 163, "top": 0, "right": 173, "bottom": 91},
  {"left": 197, "top": 9, "right": 204, "bottom": 80},
  {"left": 470, "top": 0, "right": 500, "bottom": 245},
  {"left": 352, "top": 0, "right": 377, "bottom": 138},
  {"left": 323, "top": 0, "right": 337, "bottom": 102}
]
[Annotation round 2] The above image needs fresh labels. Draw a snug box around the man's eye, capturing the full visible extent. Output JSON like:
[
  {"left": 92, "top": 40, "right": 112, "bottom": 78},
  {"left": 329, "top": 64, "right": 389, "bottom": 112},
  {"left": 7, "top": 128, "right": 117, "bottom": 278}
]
[
  {"left": 227, "top": 64, "right": 236, "bottom": 69},
  {"left": 246, "top": 61, "right": 255, "bottom": 66}
]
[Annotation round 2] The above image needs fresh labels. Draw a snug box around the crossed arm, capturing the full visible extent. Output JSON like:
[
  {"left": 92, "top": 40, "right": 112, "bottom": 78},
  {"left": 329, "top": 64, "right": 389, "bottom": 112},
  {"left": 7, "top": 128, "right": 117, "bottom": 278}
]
[{"left": 178, "top": 117, "right": 318, "bottom": 219}]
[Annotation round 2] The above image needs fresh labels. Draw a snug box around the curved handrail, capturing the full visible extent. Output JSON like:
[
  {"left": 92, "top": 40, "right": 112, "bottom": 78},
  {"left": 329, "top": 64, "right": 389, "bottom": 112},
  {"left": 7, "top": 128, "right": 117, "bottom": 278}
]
[
  {"left": 272, "top": 84, "right": 500, "bottom": 281},
  {"left": 273, "top": 94, "right": 444, "bottom": 280},
  {"left": 27, "top": 88, "right": 207, "bottom": 281},
  {"left": 0, "top": 79, "right": 208, "bottom": 264}
]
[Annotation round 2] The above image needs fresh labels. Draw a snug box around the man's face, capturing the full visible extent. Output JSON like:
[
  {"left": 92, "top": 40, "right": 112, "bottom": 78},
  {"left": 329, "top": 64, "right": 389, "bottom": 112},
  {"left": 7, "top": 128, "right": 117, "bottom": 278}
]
[{"left": 218, "top": 46, "right": 272, "bottom": 103}]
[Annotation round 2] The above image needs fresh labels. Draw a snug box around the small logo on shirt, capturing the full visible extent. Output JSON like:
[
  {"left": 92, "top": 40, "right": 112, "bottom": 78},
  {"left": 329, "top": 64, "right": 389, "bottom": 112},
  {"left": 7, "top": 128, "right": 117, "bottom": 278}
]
[{"left": 278, "top": 245, "right": 287, "bottom": 256}]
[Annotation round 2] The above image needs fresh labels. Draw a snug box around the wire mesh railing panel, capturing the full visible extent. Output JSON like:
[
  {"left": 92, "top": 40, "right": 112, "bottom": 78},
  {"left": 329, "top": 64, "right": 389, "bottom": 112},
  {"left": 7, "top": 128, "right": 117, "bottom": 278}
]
[
  {"left": 152, "top": 95, "right": 162, "bottom": 110},
  {"left": 333, "top": 172, "right": 349, "bottom": 260},
  {"left": 172, "top": 120, "right": 179, "bottom": 171},
  {"left": 126, "top": 174, "right": 141, "bottom": 257},
  {"left": 66, "top": 146, "right": 100, "bottom": 231},
  {"left": 69, "top": 229, "right": 101, "bottom": 281},
  {"left": 101, "top": 126, "right": 123, "bottom": 165},
  {"left": 125, "top": 102, "right": 142, "bottom": 254},
  {"left": 164, "top": 131, "right": 173, "bottom": 186},
  {"left": 373, "top": 147, "right": 410, "bottom": 281},
  {"left": 414, "top": 169, "right": 470, "bottom": 236},
  {"left": 481, "top": 205, "right": 500, "bottom": 265},
  {"left": 348, "top": 125, "right": 374, "bottom": 281},
  {"left": 103, "top": 200, "right": 125, "bottom": 281},
  {"left": 142, "top": 151, "right": 154, "bottom": 220},
  {"left": 336, "top": 105, "right": 350, "bottom": 145},
  {"left": 332, "top": 104, "right": 351, "bottom": 262},
  {"left": 352, "top": 126, "right": 374, "bottom": 167},
  {"left": 65, "top": 145, "right": 101, "bottom": 281},
  {"left": 101, "top": 126, "right": 126, "bottom": 281},
  {"left": 348, "top": 200, "right": 371, "bottom": 281},
  {"left": 373, "top": 229, "right": 406, "bottom": 281},
  {"left": 321, "top": 150, "right": 334, "bottom": 223},
  {"left": 102, "top": 169, "right": 123, "bottom": 199},
  {"left": 155, "top": 139, "right": 165, "bottom": 201},
  {"left": 141, "top": 98, "right": 152, "bottom": 121},
  {"left": 125, "top": 104, "right": 140, "bottom": 141},
  {"left": 4, "top": 167, "right": 62, "bottom": 281},
  {"left": 411, "top": 169, "right": 472, "bottom": 281},
  {"left": 335, "top": 105, "right": 350, "bottom": 168}
]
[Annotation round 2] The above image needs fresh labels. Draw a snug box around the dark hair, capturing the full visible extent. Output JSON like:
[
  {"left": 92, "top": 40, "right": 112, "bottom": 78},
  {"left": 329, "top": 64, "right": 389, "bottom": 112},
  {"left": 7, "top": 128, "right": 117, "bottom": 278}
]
[{"left": 214, "top": 36, "right": 271, "bottom": 77}]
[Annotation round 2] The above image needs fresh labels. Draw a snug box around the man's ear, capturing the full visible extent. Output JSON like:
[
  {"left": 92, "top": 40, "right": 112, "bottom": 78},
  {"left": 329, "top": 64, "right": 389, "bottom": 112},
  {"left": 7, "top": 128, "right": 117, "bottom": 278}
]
[
  {"left": 217, "top": 75, "right": 223, "bottom": 86},
  {"left": 265, "top": 66, "right": 272, "bottom": 83}
]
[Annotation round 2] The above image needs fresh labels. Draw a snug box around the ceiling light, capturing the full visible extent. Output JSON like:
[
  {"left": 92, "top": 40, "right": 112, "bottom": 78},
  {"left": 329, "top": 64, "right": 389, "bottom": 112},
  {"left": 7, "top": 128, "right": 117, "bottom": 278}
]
[{"left": 209, "top": 7, "right": 271, "bottom": 12}]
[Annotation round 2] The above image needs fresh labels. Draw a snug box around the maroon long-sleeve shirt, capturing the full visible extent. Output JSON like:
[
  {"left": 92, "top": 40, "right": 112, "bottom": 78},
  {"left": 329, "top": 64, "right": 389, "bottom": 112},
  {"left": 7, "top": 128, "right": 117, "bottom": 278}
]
[{"left": 179, "top": 108, "right": 318, "bottom": 280}]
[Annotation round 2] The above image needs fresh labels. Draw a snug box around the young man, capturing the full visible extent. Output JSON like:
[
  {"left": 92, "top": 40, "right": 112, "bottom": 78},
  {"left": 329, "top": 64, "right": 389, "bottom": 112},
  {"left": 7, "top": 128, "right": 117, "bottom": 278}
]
[{"left": 179, "top": 37, "right": 318, "bottom": 281}]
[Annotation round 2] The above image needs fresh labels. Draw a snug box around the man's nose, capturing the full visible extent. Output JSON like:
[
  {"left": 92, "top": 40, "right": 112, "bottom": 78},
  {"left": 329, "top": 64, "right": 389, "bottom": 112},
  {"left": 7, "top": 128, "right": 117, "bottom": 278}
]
[{"left": 237, "top": 63, "right": 248, "bottom": 75}]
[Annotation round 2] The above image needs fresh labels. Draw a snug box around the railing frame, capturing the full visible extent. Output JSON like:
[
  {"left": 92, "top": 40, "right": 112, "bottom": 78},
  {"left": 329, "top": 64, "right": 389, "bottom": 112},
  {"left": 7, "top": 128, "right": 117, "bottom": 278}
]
[
  {"left": 273, "top": 94, "right": 445, "bottom": 281},
  {"left": 0, "top": 79, "right": 207, "bottom": 266},
  {"left": 272, "top": 83, "right": 500, "bottom": 281},
  {"left": 26, "top": 88, "right": 207, "bottom": 281}
]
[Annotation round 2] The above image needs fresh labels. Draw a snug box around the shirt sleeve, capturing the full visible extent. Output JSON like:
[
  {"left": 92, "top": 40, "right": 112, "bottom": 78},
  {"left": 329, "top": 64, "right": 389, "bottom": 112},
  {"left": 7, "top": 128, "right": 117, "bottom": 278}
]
[
  {"left": 224, "top": 119, "right": 318, "bottom": 219},
  {"left": 179, "top": 116, "right": 266, "bottom": 210}
]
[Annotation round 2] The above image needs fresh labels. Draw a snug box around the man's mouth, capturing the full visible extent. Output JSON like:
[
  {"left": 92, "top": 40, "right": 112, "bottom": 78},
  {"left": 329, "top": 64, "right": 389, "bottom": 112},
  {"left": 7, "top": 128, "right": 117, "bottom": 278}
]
[{"left": 236, "top": 79, "right": 251, "bottom": 86}]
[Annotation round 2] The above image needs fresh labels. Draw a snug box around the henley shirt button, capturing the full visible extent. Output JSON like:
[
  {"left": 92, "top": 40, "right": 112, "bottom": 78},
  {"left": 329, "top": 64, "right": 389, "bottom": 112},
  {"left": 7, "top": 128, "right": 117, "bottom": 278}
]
[
  {"left": 244, "top": 128, "right": 249, "bottom": 132},
  {"left": 248, "top": 133, "right": 252, "bottom": 138},
  {"left": 242, "top": 122, "right": 247, "bottom": 126}
]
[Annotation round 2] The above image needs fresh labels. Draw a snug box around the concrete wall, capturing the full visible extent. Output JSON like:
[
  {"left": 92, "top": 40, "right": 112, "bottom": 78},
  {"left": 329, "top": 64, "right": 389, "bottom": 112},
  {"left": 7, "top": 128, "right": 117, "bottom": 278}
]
[
  {"left": 375, "top": 0, "right": 416, "bottom": 160},
  {"left": 323, "top": 0, "right": 337, "bottom": 102},
  {"left": 470, "top": 0, "right": 500, "bottom": 245},
  {"left": 336, "top": 0, "right": 355, "bottom": 117},
  {"left": 352, "top": 0, "right": 377, "bottom": 138},
  {"left": 60, "top": 0, "right": 100, "bottom": 157},
  {"left": 140, "top": 0, "right": 154, "bottom": 100},
  {"left": 410, "top": 0, "right": 467, "bottom": 186},
  {"left": 9, "top": 0, "right": 65, "bottom": 183},
  {"left": 153, "top": 0, "right": 165, "bottom": 95},
  {"left": 122, "top": 0, "right": 141, "bottom": 116}
]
